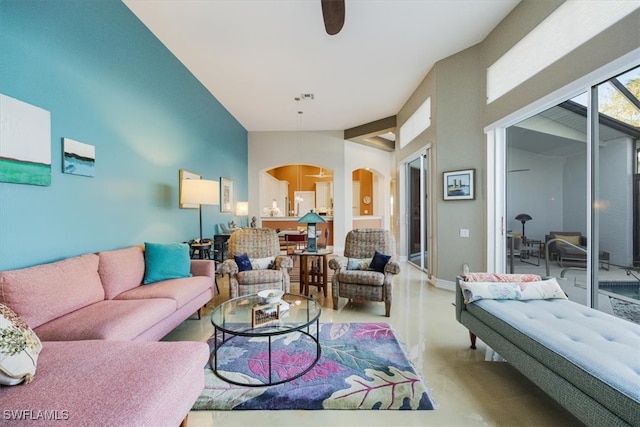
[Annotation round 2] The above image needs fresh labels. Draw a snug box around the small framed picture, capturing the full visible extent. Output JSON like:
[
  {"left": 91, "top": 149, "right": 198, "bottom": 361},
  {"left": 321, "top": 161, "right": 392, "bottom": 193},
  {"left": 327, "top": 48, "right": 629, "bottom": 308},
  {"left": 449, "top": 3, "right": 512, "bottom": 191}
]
[
  {"left": 443, "top": 169, "right": 475, "bottom": 201},
  {"left": 220, "top": 177, "right": 233, "bottom": 213},
  {"left": 63, "top": 138, "right": 95, "bottom": 177}
]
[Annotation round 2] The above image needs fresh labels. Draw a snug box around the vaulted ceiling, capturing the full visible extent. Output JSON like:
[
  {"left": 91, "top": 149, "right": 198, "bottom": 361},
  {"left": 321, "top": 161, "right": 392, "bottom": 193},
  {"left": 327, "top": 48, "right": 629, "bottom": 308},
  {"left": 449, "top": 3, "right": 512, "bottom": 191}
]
[{"left": 124, "top": 0, "right": 520, "bottom": 136}]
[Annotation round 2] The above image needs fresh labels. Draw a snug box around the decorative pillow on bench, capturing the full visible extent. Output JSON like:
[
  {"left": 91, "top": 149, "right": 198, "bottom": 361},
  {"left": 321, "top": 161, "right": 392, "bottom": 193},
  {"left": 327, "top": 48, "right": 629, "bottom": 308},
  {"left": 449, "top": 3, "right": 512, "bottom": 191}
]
[
  {"left": 459, "top": 278, "right": 567, "bottom": 304},
  {"left": 462, "top": 272, "right": 542, "bottom": 283},
  {"left": 0, "top": 303, "right": 42, "bottom": 386}
]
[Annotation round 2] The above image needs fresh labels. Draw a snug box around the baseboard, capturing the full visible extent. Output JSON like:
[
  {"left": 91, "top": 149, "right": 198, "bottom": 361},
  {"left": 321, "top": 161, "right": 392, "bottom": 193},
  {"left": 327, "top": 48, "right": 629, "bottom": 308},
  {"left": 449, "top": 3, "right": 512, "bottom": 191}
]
[{"left": 434, "top": 277, "right": 455, "bottom": 291}]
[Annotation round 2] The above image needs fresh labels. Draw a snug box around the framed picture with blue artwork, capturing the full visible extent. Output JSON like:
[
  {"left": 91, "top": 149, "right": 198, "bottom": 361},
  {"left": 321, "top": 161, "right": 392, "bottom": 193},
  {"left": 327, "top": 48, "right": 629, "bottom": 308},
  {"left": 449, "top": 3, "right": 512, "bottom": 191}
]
[
  {"left": 220, "top": 177, "right": 233, "bottom": 213},
  {"left": 63, "top": 138, "right": 95, "bottom": 177},
  {"left": 443, "top": 168, "right": 475, "bottom": 201}
]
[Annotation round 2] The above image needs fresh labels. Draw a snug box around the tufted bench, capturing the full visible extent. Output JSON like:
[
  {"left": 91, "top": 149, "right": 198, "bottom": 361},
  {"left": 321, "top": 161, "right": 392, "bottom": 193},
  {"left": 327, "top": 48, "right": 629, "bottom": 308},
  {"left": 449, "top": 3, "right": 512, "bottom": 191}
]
[{"left": 456, "top": 277, "right": 640, "bottom": 426}]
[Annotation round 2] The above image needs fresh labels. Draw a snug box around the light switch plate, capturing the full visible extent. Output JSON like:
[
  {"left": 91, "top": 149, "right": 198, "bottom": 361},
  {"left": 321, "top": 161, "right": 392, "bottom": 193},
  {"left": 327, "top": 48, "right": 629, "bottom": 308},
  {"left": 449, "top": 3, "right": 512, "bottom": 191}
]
[{"left": 460, "top": 228, "right": 470, "bottom": 238}]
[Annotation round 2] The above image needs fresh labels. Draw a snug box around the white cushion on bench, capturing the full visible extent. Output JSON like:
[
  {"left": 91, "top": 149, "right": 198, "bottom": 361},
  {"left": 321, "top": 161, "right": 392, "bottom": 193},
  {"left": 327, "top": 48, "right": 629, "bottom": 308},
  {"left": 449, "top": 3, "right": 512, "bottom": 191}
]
[{"left": 471, "top": 298, "right": 640, "bottom": 403}]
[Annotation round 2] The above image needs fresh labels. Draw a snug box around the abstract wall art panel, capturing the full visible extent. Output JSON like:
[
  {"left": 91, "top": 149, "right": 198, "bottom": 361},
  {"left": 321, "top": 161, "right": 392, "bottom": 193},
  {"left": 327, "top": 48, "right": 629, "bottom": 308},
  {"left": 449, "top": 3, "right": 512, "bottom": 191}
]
[
  {"left": 63, "top": 138, "right": 95, "bottom": 177},
  {"left": 0, "top": 94, "right": 52, "bottom": 186}
]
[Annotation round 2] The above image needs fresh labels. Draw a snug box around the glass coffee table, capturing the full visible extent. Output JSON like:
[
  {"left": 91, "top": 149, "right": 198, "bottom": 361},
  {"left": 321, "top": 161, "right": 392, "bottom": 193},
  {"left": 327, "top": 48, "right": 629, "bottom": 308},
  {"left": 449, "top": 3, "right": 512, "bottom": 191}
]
[{"left": 210, "top": 293, "right": 321, "bottom": 387}]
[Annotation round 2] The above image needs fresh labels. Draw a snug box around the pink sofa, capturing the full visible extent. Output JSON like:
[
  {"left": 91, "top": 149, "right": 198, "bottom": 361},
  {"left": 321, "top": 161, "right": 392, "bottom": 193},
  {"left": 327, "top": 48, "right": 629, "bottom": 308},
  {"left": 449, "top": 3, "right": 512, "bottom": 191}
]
[{"left": 0, "top": 246, "right": 215, "bottom": 426}]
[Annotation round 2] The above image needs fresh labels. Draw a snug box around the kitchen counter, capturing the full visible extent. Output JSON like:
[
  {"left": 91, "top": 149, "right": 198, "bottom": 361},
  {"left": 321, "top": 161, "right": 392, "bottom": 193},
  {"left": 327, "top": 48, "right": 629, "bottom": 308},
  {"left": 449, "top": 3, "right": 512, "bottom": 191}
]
[
  {"left": 261, "top": 217, "right": 333, "bottom": 246},
  {"left": 261, "top": 216, "right": 333, "bottom": 221}
]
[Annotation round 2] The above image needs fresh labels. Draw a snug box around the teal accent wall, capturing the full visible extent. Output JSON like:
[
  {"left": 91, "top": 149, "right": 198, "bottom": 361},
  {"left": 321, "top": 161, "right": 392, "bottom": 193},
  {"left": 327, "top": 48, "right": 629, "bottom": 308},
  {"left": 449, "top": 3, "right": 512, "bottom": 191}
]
[{"left": 0, "top": 0, "right": 247, "bottom": 270}]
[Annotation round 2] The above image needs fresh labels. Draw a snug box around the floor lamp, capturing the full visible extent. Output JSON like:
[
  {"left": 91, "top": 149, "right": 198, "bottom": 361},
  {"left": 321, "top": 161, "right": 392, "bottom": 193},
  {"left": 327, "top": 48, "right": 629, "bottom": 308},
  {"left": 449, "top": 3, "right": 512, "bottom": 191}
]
[
  {"left": 515, "top": 213, "right": 532, "bottom": 240},
  {"left": 180, "top": 179, "right": 219, "bottom": 241}
]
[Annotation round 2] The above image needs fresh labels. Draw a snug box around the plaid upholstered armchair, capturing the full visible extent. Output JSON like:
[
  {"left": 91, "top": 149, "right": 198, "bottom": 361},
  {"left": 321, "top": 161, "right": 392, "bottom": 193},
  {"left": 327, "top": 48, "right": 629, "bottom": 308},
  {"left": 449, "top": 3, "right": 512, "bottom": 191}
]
[
  {"left": 329, "top": 228, "right": 400, "bottom": 317},
  {"left": 219, "top": 228, "right": 294, "bottom": 298}
]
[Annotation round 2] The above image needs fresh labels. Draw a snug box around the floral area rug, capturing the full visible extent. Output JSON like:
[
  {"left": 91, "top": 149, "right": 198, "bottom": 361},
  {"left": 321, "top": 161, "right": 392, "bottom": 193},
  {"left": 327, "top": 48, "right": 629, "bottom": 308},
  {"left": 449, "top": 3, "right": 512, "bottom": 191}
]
[{"left": 193, "top": 322, "right": 436, "bottom": 410}]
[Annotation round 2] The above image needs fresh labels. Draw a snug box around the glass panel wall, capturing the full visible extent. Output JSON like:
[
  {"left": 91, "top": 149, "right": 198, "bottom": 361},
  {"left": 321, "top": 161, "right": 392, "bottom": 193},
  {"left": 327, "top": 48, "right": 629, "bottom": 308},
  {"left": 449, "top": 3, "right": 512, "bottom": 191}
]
[
  {"left": 595, "top": 66, "right": 639, "bottom": 320},
  {"left": 506, "top": 93, "right": 588, "bottom": 305},
  {"left": 505, "top": 64, "right": 640, "bottom": 324}
]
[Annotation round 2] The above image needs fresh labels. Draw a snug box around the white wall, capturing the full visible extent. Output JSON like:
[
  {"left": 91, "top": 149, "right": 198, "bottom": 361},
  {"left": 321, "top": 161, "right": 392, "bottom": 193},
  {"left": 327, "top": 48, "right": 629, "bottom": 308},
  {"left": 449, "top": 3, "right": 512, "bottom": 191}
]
[
  {"left": 248, "top": 131, "right": 392, "bottom": 254},
  {"left": 507, "top": 147, "right": 564, "bottom": 241},
  {"left": 508, "top": 136, "right": 633, "bottom": 266},
  {"left": 344, "top": 140, "right": 393, "bottom": 230},
  {"left": 599, "top": 137, "right": 634, "bottom": 266}
]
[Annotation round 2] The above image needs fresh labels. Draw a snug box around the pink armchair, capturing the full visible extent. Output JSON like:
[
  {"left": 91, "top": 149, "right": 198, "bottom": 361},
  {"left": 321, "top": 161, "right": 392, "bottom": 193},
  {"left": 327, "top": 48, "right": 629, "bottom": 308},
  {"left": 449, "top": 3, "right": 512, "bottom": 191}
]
[{"left": 219, "top": 228, "right": 294, "bottom": 298}]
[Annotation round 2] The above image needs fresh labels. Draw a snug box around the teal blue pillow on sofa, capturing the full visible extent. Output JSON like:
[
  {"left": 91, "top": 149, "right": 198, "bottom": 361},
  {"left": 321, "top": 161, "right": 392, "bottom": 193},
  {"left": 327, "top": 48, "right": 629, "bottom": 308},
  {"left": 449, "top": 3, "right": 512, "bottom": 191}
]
[{"left": 143, "top": 242, "right": 192, "bottom": 284}]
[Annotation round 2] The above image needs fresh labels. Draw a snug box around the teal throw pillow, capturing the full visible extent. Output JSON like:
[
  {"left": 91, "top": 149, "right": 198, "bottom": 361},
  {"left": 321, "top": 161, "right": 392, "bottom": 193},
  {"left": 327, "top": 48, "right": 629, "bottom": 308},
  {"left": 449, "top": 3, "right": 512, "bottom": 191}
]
[
  {"left": 369, "top": 251, "right": 391, "bottom": 273},
  {"left": 143, "top": 242, "right": 192, "bottom": 284}
]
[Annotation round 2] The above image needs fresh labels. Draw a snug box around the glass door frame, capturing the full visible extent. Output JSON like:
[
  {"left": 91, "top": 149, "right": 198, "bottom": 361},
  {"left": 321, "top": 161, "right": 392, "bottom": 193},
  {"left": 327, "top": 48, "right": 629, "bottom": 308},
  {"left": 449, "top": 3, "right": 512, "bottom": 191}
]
[
  {"left": 486, "top": 54, "right": 640, "bottom": 309},
  {"left": 403, "top": 146, "right": 432, "bottom": 274}
]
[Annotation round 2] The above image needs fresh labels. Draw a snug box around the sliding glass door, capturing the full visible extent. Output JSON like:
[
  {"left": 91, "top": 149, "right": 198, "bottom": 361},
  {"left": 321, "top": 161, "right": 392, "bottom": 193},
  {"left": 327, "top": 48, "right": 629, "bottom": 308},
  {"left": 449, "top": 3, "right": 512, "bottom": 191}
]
[
  {"left": 503, "top": 64, "right": 639, "bottom": 320},
  {"left": 407, "top": 151, "right": 430, "bottom": 272}
]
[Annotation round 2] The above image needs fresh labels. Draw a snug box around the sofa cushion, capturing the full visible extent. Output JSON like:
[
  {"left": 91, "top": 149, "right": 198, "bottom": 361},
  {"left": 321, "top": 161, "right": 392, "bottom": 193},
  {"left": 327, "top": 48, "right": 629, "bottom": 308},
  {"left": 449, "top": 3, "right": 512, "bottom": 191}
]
[
  {"left": 0, "top": 303, "right": 42, "bottom": 386},
  {"left": 0, "top": 340, "right": 209, "bottom": 426},
  {"left": 98, "top": 246, "right": 145, "bottom": 299},
  {"left": 468, "top": 298, "right": 640, "bottom": 425},
  {"left": 552, "top": 233, "right": 582, "bottom": 248},
  {"left": 33, "top": 299, "right": 176, "bottom": 341},
  {"left": 337, "top": 270, "right": 385, "bottom": 286},
  {"left": 237, "top": 269, "right": 282, "bottom": 285},
  {"left": 0, "top": 254, "right": 104, "bottom": 329},
  {"left": 143, "top": 242, "right": 192, "bottom": 284},
  {"left": 115, "top": 276, "right": 213, "bottom": 308}
]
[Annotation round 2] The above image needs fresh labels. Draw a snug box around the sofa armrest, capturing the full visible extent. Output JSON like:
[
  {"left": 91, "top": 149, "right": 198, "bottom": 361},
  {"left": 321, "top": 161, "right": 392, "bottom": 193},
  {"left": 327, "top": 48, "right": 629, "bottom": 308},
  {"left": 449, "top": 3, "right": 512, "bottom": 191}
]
[
  {"left": 455, "top": 276, "right": 466, "bottom": 323},
  {"left": 190, "top": 259, "right": 215, "bottom": 279},
  {"left": 328, "top": 256, "right": 347, "bottom": 271},
  {"left": 384, "top": 260, "right": 401, "bottom": 275},
  {"left": 220, "top": 259, "right": 238, "bottom": 275},
  {"left": 275, "top": 255, "right": 293, "bottom": 270}
]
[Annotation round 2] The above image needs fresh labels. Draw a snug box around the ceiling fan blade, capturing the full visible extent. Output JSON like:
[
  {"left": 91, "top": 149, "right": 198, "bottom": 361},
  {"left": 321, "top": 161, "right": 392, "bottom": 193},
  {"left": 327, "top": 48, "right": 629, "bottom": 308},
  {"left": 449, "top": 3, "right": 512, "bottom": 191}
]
[{"left": 321, "top": 0, "right": 345, "bottom": 35}]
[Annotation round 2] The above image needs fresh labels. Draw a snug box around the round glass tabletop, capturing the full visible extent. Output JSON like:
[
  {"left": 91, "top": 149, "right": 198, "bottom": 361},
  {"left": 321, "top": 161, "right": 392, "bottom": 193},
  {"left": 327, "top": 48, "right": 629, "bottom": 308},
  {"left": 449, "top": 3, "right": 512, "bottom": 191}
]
[
  {"left": 210, "top": 292, "right": 322, "bottom": 386},
  {"left": 210, "top": 292, "right": 322, "bottom": 336}
]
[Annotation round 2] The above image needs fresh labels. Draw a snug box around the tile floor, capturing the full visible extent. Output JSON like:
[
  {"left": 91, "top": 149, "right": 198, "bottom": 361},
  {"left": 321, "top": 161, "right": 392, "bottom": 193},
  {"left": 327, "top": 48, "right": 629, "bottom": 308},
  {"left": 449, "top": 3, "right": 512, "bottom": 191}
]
[{"left": 163, "top": 262, "right": 585, "bottom": 427}]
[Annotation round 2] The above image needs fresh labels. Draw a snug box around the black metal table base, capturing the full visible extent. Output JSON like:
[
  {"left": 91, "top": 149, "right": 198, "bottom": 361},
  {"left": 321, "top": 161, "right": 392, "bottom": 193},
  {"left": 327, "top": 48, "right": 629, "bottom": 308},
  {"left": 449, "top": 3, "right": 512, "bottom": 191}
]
[{"left": 212, "top": 318, "right": 321, "bottom": 387}]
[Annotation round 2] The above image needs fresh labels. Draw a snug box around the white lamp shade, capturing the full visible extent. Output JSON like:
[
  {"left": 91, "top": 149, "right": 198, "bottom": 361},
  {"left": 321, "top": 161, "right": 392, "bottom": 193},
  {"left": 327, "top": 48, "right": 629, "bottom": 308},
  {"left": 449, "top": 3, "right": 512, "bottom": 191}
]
[
  {"left": 180, "top": 179, "right": 219, "bottom": 205},
  {"left": 236, "top": 201, "right": 249, "bottom": 216}
]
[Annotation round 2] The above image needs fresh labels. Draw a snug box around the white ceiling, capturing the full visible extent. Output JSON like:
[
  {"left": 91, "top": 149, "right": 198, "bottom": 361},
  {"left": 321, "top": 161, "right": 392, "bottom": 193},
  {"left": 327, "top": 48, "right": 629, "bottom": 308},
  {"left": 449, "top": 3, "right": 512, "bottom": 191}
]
[{"left": 124, "top": 0, "right": 520, "bottom": 132}]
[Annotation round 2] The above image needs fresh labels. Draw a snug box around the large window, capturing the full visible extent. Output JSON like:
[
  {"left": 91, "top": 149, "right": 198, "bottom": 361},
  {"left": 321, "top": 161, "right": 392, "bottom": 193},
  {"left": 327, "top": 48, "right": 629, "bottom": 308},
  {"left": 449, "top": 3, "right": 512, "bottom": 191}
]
[{"left": 503, "top": 65, "right": 639, "bottom": 323}]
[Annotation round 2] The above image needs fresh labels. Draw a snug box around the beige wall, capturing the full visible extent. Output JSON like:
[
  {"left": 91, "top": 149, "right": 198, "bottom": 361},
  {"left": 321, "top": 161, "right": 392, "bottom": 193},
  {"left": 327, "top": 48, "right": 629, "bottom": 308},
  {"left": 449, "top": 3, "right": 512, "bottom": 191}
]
[
  {"left": 396, "top": 45, "right": 485, "bottom": 283},
  {"left": 483, "top": 1, "right": 640, "bottom": 126},
  {"left": 395, "top": 0, "right": 640, "bottom": 286},
  {"left": 247, "top": 1, "right": 640, "bottom": 280}
]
